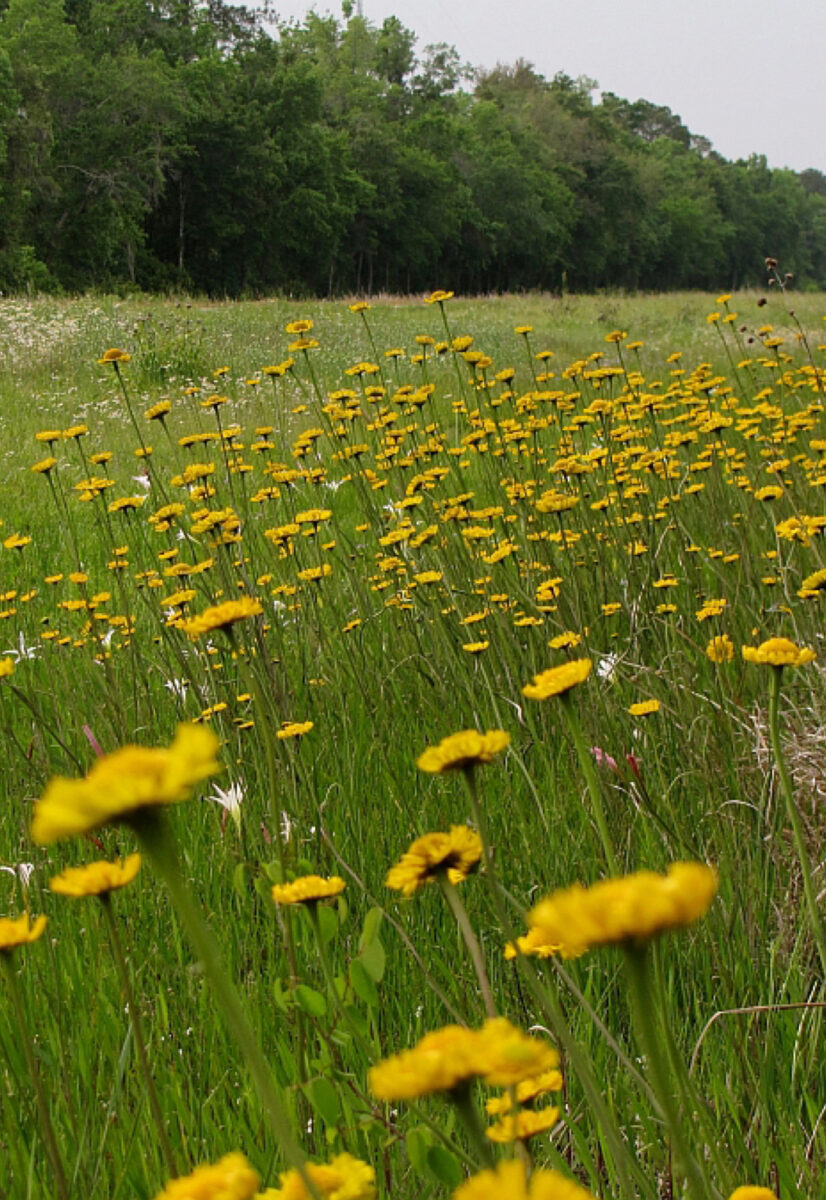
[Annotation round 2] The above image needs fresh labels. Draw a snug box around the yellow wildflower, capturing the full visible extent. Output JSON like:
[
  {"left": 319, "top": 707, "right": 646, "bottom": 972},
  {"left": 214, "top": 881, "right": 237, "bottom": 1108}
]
[
  {"left": 31, "top": 724, "right": 220, "bottom": 844},
  {"left": 386, "top": 826, "right": 483, "bottom": 896},
  {"left": 522, "top": 659, "right": 591, "bottom": 700},
  {"left": 417, "top": 730, "right": 509, "bottom": 773},
  {"left": 179, "top": 598, "right": 262, "bottom": 640},
  {"left": 453, "top": 1159, "right": 597, "bottom": 1200},
  {"left": 0, "top": 915, "right": 47, "bottom": 952},
  {"left": 152, "top": 1152, "right": 260, "bottom": 1200},
  {"left": 741, "top": 637, "right": 816, "bottom": 667},
  {"left": 271, "top": 876, "right": 345, "bottom": 905},
  {"left": 259, "top": 1153, "right": 375, "bottom": 1200},
  {"left": 50, "top": 855, "right": 141, "bottom": 898}
]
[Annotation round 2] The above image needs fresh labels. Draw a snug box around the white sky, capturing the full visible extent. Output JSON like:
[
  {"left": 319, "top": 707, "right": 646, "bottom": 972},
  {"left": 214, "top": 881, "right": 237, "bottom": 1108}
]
[{"left": 266, "top": 0, "right": 825, "bottom": 173}]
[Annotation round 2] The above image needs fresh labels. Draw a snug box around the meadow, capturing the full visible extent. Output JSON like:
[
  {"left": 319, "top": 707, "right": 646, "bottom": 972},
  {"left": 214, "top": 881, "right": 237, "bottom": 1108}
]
[{"left": 0, "top": 287, "right": 824, "bottom": 1200}]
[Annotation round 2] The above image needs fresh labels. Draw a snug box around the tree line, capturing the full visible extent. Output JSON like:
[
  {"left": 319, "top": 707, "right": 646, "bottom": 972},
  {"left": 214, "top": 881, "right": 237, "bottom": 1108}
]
[{"left": 1, "top": 0, "right": 825, "bottom": 296}]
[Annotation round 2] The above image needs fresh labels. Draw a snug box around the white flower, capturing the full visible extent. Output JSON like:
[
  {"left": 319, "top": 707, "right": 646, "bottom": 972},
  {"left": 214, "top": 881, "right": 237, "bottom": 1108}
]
[
  {"left": 0, "top": 862, "right": 35, "bottom": 889},
  {"left": 596, "top": 652, "right": 619, "bottom": 680},
  {"left": 132, "top": 472, "right": 151, "bottom": 491},
  {"left": 164, "top": 678, "right": 188, "bottom": 701},
  {"left": 208, "top": 780, "right": 244, "bottom": 831},
  {"left": 3, "top": 632, "right": 39, "bottom": 662}
]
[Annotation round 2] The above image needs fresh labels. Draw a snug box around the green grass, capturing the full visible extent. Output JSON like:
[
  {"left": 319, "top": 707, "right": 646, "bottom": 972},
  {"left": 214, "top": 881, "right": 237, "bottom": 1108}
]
[{"left": 0, "top": 289, "right": 825, "bottom": 1199}]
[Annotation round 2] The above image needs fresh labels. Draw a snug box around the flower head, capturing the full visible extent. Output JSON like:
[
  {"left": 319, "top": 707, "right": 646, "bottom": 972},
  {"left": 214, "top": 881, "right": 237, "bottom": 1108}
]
[
  {"left": 628, "top": 700, "right": 660, "bottom": 718},
  {"left": 453, "top": 1160, "right": 597, "bottom": 1200},
  {"left": 417, "top": 730, "right": 509, "bottom": 774},
  {"left": 486, "top": 1104, "right": 560, "bottom": 1143},
  {"left": 368, "top": 1019, "right": 556, "bottom": 1100},
  {"left": 386, "top": 826, "right": 483, "bottom": 897},
  {"left": 271, "top": 875, "right": 345, "bottom": 905},
  {"left": 0, "top": 914, "right": 47, "bottom": 953},
  {"left": 98, "top": 348, "right": 131, "bottom": 365},
  {"left": 741, "top": 637, "right": 816, "bottom": 667},
  {"left": 727, "top": 1190, "right": 778, "bottom": 1200},
  {"left": 522, "top": 659, "right": 592, "bottom": 700},
  {"left": 259, "top": 1152, "right": 375, "bottom": 1200},
  {"left": 179, "top": 598, "right": 263, "bottom": 640},
  {"left": 523, "top": 863, "right": 717, "bottom": 957},
  {"left": 31, "top": 724, "right": 220, "bottom": 844},
  {"left": 706, "top": 634, "right": 734, "bottom": 663},
  {"left": 152, "top": 1152, "right": 259, "bottom": 1200},
  {"left": 50, "top": 854, "right": 141, "bottom": 898}
]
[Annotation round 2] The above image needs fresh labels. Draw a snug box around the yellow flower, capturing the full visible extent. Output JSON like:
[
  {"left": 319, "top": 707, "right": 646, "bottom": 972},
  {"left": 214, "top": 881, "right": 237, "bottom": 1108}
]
[
  {"left": 179, "top": 597, "right": 263, "bottom": 640},
  {"left": 417, "top": 730, "right": 510, "bottom": 773},
  {"left": 741, "top": 637, "right": 816, "bottom": 667},
  {"left": 152, "top": 1152, "right": 260, "bottom": 1200},
  {"left": 479, "top": 1018, "right": 559, "bottom": 1087},
  {"left": 0, "top": 657, "right": 14, "bottom": 678},
  {"left": 369, "top": 1025, "right": 483, "bottom": 1099},
  {"left": 0, "top": 914, "right": 47, "bottom": 952},
  {"left": 276, "top": 721, "right": 314, "bottom": 740},
  {"left": 285, "top": 319, "right": 313, "bottom": 335},
  {"left": 31, "top": 724, "right": 220, "bottom": 844},
  {"left": 97, "top": 347, "right": 131, "bottom": 365},
  {"left": 271, "top": 876, "right": 345, "bottom": 905},
  {"left": 548, "top": 631, "right": 581, "bottom": 650},
  {"left": 524, "top": 863, "right": 717, "bottom": 957},
  {"left": 628, "top": 699, "right": 660, "bottom": 717},
  {"left": 259, "top": 1153, "right": 375, "bottom": 1200},
  {"left": 706, "top": 634, "right": 734, "bottom": 663},
  {"left": 50, "top": 854, "right": 141, "bottom": 898},
  {"left": 522, "top": 659, "right": 591, "bottom": 700},
  {"left": 486, "top": 1104, "right": 560, "bottom": 1143},
  {"left": 453, "top": 1159, "right": 597, "bottom": 1200},
  {"left": 369, "top": 1019, "right": 555, "bottom": 1100},
  {"left": 424, "top": 290, "right": 454, "bottom": 304},
  {"left": 31, "top": 456, "right": 58, "bottom": 474},
  {"left": 386, "top": 826, "right": 483, "bottom": 896},
  {"left": 727, "top": 1190, "right": 778, "bottom": 1200},
  {"left": 485, "top": 1069, "right": 564, "bottom": 1113}
]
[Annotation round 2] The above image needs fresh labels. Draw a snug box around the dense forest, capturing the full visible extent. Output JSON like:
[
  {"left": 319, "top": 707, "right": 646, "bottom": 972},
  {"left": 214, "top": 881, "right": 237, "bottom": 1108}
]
[{"left": 1, "top": 0, "right": 825, "bottom": 296}]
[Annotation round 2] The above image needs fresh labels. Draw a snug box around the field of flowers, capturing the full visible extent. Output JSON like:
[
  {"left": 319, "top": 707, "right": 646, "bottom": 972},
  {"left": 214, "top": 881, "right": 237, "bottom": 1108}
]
[{"left": 0, "top": 287, "right": 824, "bottom": 1200}]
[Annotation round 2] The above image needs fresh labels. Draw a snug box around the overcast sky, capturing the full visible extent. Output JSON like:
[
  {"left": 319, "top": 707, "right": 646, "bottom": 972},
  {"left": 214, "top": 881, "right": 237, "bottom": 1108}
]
[{"left": 265, "top": 0, "right": 824, "bottom": 173}]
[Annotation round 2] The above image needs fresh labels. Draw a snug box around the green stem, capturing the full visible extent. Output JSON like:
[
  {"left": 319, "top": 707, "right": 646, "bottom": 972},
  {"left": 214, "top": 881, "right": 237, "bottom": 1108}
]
[
  {"left": 461, "top": 768, "right": 642, "bottom": 1198},
  {"left": 768, "top": 666, "right": 826, "bottom": 978},
  {"left": 449, "top": 1082, "right": 495, "bottom": 1168},
  {"left": 623, "top": 944, "right": 716, "bottom": 1200},
  {"left": 100, "top": 895, "right": 177, "bottom": 1179},
  {"left": 134, "top": 811, "right": 318, "bottom": 1195},
  {"left": 561, "top": 693, "right": 619, "bottom": 875},
  {"left": 0, "top": 952, "right": 70, "bottom": 1200},
  {"left": 437, "top": 873, "right": 496, "bottom": 1019}
]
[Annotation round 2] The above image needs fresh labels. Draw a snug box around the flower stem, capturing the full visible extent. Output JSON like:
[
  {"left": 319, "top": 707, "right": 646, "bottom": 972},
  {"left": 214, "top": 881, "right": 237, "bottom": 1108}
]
[
  {"left": 0, "top": 952, "right": 69, "bottom": 1200},
  {"left": 768, "top": 665, "right": 826, "bottom": 977},
  {"left": 99, "top": 894, "right": 177, "bottom": 1179},
  {"left": 561, "top": 693, "right": 619, "bottom": 875},
  {"left": 623, "top": 943, "right": 716, "bottom": 1200},
  {"left": 135, "top": 811, "right": 318, "bottom": 1194},
  {"left": 449, "top": 1082, "right": 495, "bottom": 1167},
  {"left": 437, "top": 873, "right": 496, "bottom": 1019}
]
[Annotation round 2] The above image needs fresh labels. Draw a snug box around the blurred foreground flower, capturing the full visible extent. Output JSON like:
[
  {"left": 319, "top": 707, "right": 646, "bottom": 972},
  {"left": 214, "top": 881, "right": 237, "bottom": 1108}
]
[{"left": 31, "top": 723, "right": 220, "bottom": 843}]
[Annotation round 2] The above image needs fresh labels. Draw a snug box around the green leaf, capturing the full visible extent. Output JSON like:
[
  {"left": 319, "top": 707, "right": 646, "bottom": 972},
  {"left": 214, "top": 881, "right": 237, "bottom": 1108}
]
[
  {"left": 359, "top": 906, "right": 384, "bottom": 950},
  {"left": 316, "top": 904, "right": 338, "bottom": 946},
  {"left": 309, "top": 1077, "right": 340, "bottom": 1127},
  {"left": 405, "top": 1126, "right": 433, "bottom": 1175},
  {"left": 232, "top": 861, "right": 248, "bottom": 897},
  {"left": 426, "top": 1146, "right": 463, "bottom": 1188},
  {"left": 294, "top": 984, "right": 327, "bottom": 1018},
  {"left": 264, "top": 861, "right": 284, "bottom": 884},
  {"left": 359, "top": 936, "right": 386, "bottom": 982},
  {"left": 272, "top": 977, "right": 289, "bottom": 1013},
  {"left": 349, "top": 958, "right": 379, "bottom": 1008}
]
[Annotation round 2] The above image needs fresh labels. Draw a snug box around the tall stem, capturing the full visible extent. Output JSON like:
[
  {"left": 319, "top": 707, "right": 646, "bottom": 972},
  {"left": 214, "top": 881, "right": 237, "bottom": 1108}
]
[
  {"left": 0, "top": 952, "right": 69, "bottom": 1200},
  {"left": 561, "top": 694, "right": 619, "bottom": 875},
  {"left": 768, "top": 665, "right": 826, "bottom": 977},
  {"left": 623, "top": 944, "right": 717, "bottom": 1200},
  {"left": 100, "top": 894, "right": 177, "bottom": 1179},
  {"left": 437, "top": 873, "right": 496, "bottom": 1019},
  {"left": 135, "top": 811, "right": 318, "bottom": 1196}
]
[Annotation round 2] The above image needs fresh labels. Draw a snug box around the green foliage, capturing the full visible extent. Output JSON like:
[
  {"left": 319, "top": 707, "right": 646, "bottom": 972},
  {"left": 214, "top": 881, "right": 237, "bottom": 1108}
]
[{"left": 0, "top": 1, "right": 825, "bottom": 295}]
